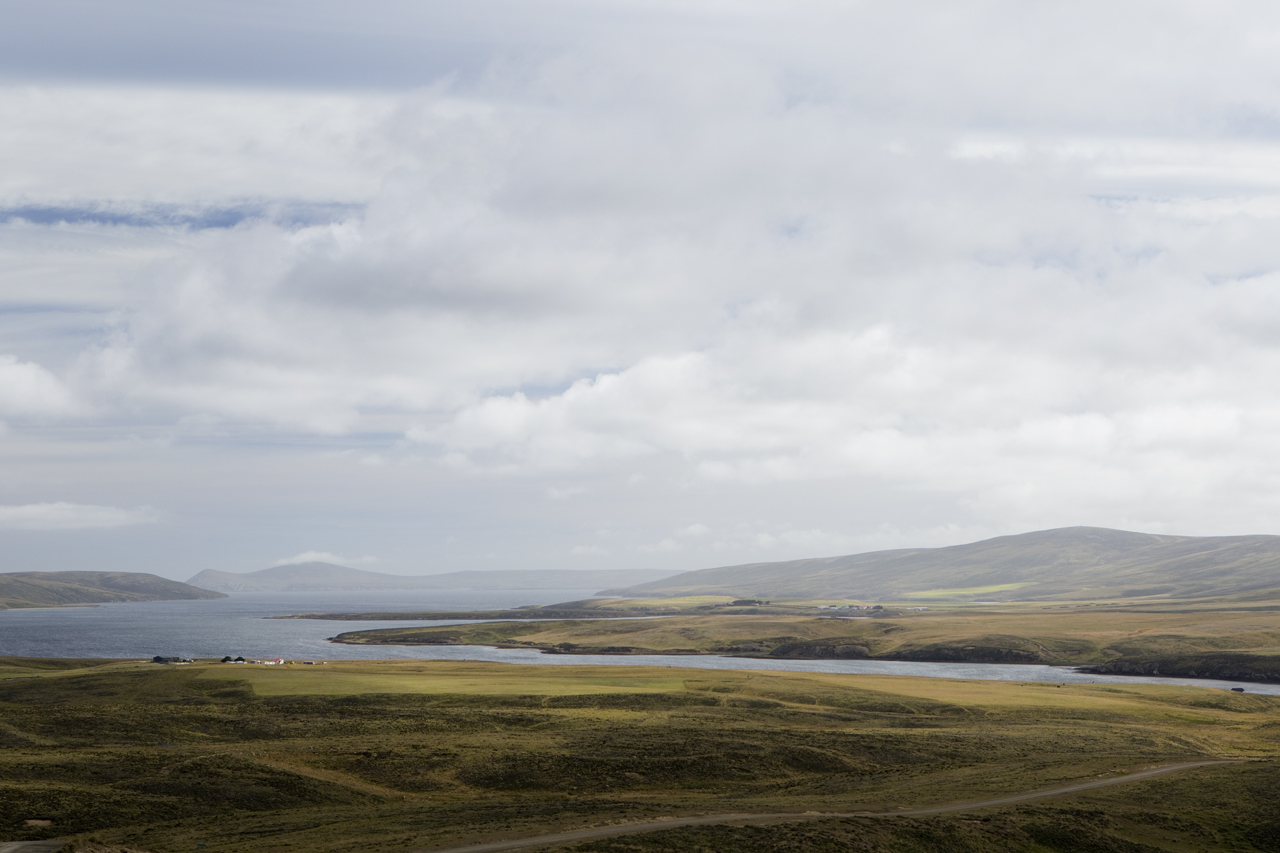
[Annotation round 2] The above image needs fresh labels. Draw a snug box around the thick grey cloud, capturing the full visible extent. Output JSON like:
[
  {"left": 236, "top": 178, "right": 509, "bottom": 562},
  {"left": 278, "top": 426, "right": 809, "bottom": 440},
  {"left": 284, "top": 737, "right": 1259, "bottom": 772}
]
[{"left": 3, "top": 2, "right": 1280, "bottom": 577}]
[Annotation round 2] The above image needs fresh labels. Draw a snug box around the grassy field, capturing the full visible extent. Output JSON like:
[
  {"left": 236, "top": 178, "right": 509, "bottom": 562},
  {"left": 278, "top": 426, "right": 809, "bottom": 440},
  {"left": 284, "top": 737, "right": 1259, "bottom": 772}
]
[
  {"left": 903, "top": 582, "right": 1039, "bottom": 599},
  {"left": 3, "top": 657, "right": 1280, "bottom": 852},
  {"left": 329, "top": 598, "right": 1280, "bottom": 678}
]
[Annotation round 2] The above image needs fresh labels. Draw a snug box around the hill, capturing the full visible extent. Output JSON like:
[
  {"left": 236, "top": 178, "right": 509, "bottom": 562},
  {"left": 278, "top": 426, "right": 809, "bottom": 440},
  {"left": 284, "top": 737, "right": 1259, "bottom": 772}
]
[
  {"left": 0, "top": 571, "right": 227, "bottom": 609},
  {"left": 187, "top": 562, "right": 679, "bottom": 592},
  {"left": 600, "top": 526, "right": 1280, "bottom": 601}
]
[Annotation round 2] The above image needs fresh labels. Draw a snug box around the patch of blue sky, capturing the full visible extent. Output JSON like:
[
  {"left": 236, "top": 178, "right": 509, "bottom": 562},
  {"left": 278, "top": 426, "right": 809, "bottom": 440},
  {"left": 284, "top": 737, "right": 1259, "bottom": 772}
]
[
  {"left": 0, "top": 312, "right": 111, "bottom": 370},
  {"left": 499, "top": 376, "right": 602, "bottom": 402},
  {"left": 1206, "top": 268, "right": 1276, "bottom": 286},
  {"left": 0, "top": 201, "right": 364, "bottom": 230}
]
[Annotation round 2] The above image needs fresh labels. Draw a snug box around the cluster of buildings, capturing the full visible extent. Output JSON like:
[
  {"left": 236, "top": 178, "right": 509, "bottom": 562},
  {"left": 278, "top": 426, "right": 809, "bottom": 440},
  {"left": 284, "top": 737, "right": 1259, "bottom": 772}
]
[
  {"left": 150, "top": 656, "right": 330, "bottom": 665},
  {"left": 219, "top": 656, "right": 326, "bottom": 665}
]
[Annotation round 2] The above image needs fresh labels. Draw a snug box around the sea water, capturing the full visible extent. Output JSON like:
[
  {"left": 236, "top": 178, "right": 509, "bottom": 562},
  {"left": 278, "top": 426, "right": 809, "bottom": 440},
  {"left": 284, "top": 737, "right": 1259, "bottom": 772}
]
[
  {"left": 2, "top": 590, "right": 1276, "bottom": 694},
  {"left": 0, "top": 589, "right": 597, "bottom": 660}
]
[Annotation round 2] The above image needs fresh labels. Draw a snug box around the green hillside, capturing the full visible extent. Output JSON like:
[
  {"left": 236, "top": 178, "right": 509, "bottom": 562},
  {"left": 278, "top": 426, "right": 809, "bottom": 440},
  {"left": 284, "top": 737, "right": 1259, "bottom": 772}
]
[
  {"left": 0, "top": 571, "right": 226, "bottom": 609},
  {"left": 603, "top": 527, "right": 1280, "bottom": 601}
]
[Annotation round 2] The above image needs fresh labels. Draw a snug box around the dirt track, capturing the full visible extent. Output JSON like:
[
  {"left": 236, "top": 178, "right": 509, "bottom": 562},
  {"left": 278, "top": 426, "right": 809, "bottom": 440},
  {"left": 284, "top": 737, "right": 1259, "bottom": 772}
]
[{"left": 418, "top": 760, "right": 1237, "bottom": 853}]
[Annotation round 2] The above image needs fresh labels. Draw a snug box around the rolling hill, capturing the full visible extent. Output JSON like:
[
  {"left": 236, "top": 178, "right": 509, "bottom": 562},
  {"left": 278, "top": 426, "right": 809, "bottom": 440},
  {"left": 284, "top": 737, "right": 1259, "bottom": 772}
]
[
  {"left": 601, "top": 527, "right": 1280, "bottom": 601},
  {"left": 0, "top": 571, "right": 227, "bottom": 609},
  {"left": 187, "top": 562, "right": 679, "bottom": 592}
]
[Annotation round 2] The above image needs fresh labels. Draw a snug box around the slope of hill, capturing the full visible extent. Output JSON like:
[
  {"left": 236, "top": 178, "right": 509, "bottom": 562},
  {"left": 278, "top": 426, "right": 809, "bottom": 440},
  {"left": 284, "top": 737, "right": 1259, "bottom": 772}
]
[
  {"left": 187, "top": 562, "right": 679, "bottom": 592},
  {"left": 0, "top": 571, "right": 227, "bottom": 609},
  {"left": 601, "top": 527, "right": 1280, "bottom": 601}
]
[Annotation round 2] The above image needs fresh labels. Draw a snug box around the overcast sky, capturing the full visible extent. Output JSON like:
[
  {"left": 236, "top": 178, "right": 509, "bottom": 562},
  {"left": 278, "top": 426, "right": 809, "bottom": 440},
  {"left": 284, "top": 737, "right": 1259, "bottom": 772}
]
[{"left": 4, "top": 1, "right": 1280, "bottom": 580}]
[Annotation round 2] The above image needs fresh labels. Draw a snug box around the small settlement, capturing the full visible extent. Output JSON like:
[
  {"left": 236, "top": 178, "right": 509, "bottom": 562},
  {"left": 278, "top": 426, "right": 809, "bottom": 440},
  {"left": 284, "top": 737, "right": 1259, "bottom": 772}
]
[{"left": 150, "top": 656, "right": 328, "bottom": 665}]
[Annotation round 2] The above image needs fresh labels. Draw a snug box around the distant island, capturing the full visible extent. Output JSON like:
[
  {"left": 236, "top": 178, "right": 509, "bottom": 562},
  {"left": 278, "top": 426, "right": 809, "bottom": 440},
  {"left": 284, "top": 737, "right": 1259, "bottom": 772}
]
[
  {"left": 0, "top": 571, "right": 226, "bottom": 609},
  {"left": 187, "top": 562, "right": 679, "bottom": 593},
  {"left": 601, "top": 526, "right": 1280, "bottom": 601}
]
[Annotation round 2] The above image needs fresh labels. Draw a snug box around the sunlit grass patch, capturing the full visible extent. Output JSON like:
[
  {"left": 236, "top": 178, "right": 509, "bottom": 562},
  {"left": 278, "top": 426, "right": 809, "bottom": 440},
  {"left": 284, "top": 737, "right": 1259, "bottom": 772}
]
[
  {"left": 588, "top": 596, "right": 740, "bottom": 609},
  {"left": 195, "top": 660, "right": 693, "bottom": 697},
  {"left": 904, "top": 582, "right": 1040, "bottom": 599}
]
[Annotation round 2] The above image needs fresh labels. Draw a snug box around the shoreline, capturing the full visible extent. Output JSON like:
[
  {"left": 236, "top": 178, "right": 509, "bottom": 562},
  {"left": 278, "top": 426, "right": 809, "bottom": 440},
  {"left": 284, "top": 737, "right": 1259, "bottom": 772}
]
[{"left": 326, "top": 637, "right": 1280, "bottom": 686}]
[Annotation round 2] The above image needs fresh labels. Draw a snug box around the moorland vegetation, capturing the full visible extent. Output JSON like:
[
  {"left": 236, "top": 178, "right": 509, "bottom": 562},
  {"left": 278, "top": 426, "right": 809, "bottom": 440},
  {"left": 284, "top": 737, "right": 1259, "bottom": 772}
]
[{"left": 4, "top": 657, "right": 1280, "bottom": 852}]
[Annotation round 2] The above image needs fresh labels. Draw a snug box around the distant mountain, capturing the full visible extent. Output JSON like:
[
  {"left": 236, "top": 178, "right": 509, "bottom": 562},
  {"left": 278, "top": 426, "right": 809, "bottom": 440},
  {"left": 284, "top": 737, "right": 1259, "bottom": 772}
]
[
  {"left": 600, "top": 527, "right": 1280, "bottom": 601},
  {"left": 0, "top": 571, "right": 227, "bottom": 609},
  {"left": 187, "top": 562, "right": 680, "bottom": 593}
]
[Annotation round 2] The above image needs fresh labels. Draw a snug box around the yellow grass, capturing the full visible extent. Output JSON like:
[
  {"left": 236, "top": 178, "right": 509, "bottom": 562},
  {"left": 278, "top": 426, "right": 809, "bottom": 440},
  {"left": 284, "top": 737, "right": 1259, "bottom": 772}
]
[
  {"left": 904, "top": 582, "right": 1040, "bottom": 599},
  {"left": 196, "top": 659, "right": 692, "bottom": 696},
  {"left": 197, "top": 659, "right": 1257, "bottom": 726},
  {"left": 587, "top": 595, "right": 740, "bottom": 609}
]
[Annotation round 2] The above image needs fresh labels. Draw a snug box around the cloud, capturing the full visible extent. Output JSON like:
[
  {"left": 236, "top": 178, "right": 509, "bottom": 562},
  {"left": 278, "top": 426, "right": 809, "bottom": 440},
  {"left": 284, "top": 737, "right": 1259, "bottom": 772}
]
[
  {"left": 273, "top": 551, "right": 378, "bottom": 567},
  {"left": 644, "top": 521, "right": 852, "bottom": 558},
  {"left": 0, "top": 86, "right": 399, "bottom": 205},
  {"left": 11, "top": 4, "right": 1280, "bottom": 576},
  {"left": 0, "top": 503, "right": 158, "bottom": 530},
  {"left": 62, "top": 48, "right": 1280, "bottom": 455},
  {"left": 0, "top": 355, "right": 79, "bottom": 418},
  {"left": 38, "top": 41, "right": 1280, "bottom": 533},
  {"left": 640, "top": 538, "right": 683, "bottom": 554},
  {"left": 546, "top": 485, "right": 588, "bottom": 500}
]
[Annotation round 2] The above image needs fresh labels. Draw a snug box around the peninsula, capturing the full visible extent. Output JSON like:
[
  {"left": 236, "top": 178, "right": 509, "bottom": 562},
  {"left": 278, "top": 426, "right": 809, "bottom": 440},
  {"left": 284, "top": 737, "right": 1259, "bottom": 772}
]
[{"left": 0, "top": 571, "right": 226, "bottom": 610}]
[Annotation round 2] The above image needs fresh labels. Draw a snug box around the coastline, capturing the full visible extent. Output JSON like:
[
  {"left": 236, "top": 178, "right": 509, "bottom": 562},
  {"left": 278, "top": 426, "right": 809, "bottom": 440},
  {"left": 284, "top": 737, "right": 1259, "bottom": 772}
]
[{"left": 326, "top": 635, "right": 1280, "bottom": 685}]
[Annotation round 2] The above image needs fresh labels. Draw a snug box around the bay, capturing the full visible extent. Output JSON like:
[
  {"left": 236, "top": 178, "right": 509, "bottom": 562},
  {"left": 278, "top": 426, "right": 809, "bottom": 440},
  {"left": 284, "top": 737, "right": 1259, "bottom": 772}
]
[
  {"left": 2, "top": 590, "right": 1276, "bottom": 695},
  {"left": 0, "top": 589, "right": 600, "bottom": 660}
]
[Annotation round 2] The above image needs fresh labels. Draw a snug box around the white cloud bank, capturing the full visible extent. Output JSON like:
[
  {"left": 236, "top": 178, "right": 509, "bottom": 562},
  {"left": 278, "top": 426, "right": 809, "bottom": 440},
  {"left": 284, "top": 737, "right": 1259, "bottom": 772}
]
[
  {"left": 273, "top": 552, "right": 378, "bottom": 567},
  {"left": 0, "top": 355, "right": 79, "bottom": 418},
  {"left": 6, "top": 2, "right": 1280, "bottom": 570},
  {"left": 0, "top": 86, "right": 399, "bottom": 205},
  {"left": 0, "top": 503, "right": 158, "bottom": 530}
]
